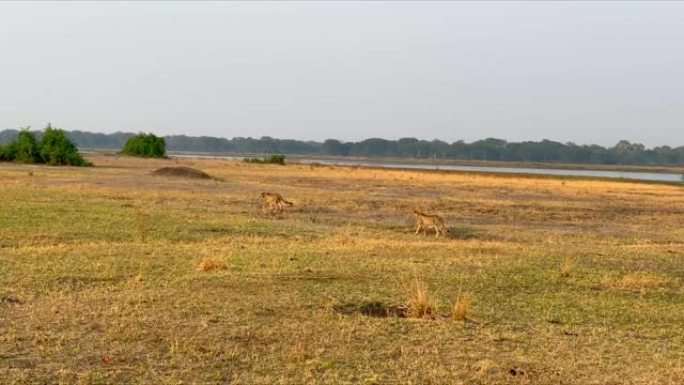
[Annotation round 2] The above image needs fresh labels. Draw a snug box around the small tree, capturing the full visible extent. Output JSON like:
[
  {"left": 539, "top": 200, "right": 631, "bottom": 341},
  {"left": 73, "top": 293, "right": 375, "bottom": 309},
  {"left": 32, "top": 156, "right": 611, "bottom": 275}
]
[
  {"left": 15, "top": 129, "right": 41, "bottom": 164},
  {"left": 121, "top": 133, "right": 166, "bottom": 158},
  {"left": 39, "top": 124, "right": 90, "bottom": 166},
  {"left": 0, "top": 141, "right": 18, "bottom": 162}
]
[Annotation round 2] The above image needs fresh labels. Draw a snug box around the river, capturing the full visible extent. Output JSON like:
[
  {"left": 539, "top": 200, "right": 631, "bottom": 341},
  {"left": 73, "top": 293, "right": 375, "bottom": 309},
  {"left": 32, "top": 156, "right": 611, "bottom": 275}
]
[{"left": 168, "top": 153, "right": 683, "bottom": 183}]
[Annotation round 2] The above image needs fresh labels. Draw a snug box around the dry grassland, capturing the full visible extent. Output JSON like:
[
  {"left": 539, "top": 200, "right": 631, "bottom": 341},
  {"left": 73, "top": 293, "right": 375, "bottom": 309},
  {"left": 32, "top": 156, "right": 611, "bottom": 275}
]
[{"left": 1, "top": 154, "right": 683, "bottom": 384}]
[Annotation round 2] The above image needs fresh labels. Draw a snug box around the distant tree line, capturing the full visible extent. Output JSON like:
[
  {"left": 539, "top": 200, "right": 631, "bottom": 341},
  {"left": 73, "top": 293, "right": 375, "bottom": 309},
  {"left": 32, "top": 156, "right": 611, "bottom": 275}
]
[{"left": 1, "top": 129, "right": 683, "bottom": 166}]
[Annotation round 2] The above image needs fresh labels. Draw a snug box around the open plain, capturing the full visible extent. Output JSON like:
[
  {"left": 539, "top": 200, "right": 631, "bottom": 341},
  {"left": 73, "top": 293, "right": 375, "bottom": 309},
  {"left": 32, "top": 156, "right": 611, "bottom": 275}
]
[{"left": 1, "top": 154, "right": 683, "bottom": 384}]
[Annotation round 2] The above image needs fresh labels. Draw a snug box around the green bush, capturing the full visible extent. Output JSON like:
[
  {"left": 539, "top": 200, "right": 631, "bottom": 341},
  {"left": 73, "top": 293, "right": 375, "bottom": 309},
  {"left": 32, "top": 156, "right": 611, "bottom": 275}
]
[
  {"left": 0, "top": 141, "right": 18, "bottom": 162},
  {"left": 243, "top": 154, "right": 286, "bottom": 165},
  {"left": 39, "top": 125, "right": 91, "bottom": 166},
  {"left": 267, "top": 154, "right": 286, "bottom": 165},
  {"left": 0, "top": 124, "right": 90, "bottom": 166},
  {"left": 121, "top": 133, "right": 167, "bottom": 158},
  {"left": 15, "top": 130, "right": 41, "bottom": 164}
]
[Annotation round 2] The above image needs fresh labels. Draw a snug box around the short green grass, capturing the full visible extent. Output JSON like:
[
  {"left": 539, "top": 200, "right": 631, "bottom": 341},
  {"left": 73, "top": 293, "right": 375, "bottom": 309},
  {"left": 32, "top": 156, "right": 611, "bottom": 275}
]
[{"left": 1, "top": 155, "right": 683, "bottom": 384}]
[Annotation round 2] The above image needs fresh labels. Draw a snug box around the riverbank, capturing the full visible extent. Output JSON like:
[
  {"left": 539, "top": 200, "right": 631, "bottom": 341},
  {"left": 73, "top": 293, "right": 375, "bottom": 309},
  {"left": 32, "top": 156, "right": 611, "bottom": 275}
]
[
  {"left": 81, "top": 149, "right": 684, "bottom": 174},
  {"left": 79, "top": 150, "right": 684, "bottom": 184}
]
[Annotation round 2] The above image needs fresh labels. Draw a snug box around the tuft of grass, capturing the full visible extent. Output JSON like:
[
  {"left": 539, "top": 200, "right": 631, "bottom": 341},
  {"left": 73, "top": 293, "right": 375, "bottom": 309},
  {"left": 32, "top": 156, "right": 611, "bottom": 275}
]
[
  {"left": 135, "top": 211, "right": 153, "bottom": 243},
  {"left": 559, "top": 260, "right": 574, "bottom": 278},
  {"left": 472, "top": 359, "right": 496, "bottom": 377},
  {"left": 197, "top": 258, "right": 224, "bottom": 272},
  {"left": 451, "top": 292, "right": 473, "bottom": 322},
  {"left": 405, "top": 280, "right": 438, "bottom": 319}
]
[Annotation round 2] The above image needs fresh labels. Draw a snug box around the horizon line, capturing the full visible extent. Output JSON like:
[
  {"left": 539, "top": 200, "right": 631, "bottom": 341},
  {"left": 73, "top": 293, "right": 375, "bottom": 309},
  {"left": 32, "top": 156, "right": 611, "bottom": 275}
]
[{"left": 1, "top": 126, "right": 681, "bottom": 150}]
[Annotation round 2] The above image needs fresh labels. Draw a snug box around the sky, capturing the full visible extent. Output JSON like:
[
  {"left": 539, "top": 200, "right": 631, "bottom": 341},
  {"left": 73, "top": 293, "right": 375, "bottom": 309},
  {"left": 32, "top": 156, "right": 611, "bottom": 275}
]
[{"left": 0, "top": 1, "right": 683, "bottom": 147}]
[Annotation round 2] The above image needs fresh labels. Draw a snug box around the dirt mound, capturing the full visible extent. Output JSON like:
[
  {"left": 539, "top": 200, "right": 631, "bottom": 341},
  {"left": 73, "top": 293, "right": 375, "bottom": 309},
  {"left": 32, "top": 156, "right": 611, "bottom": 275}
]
[{"left": 151, "top": 167, "right": 213, "bottom": 179}]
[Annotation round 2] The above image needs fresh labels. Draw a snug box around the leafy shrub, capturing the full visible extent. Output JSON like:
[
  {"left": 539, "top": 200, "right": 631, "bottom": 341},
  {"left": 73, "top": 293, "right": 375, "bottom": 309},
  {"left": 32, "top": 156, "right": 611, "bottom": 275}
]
[
  {"left": 39, "top": 125, "right": 91, "bottom": 166},
  {"left": 243, "top": 154, "right": 286, "bottom": 165},
  {"left": 0, "top": 124, "right": 90, "bottom": 166},
  {"left": 0, "top": 141, "right": 18, "bottom": 162},
  {"left": 121, "top": 134, "right": 167, "bottom": 158},
  {"left": 15, "top": 130, "right": 42, "bottom": 164}
]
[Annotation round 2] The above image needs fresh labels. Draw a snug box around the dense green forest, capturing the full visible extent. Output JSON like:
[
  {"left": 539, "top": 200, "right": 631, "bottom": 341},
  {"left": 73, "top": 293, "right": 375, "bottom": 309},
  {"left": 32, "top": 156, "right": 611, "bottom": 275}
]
[{"left": 1, "top": 129, "right": 682, "bottom": 166}]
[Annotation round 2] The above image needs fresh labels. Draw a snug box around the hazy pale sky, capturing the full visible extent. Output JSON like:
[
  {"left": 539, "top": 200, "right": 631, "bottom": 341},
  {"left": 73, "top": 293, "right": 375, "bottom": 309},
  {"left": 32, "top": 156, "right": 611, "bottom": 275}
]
[{"left": 1, "top": 1, "right": 683, "bottom": 147}]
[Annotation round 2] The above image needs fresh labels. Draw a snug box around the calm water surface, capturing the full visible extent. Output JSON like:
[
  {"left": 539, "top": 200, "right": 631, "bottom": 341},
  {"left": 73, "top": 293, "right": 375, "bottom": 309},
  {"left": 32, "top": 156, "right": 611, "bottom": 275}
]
[{"left": 169, "top": 153, "right": 683, "bottom": 183}]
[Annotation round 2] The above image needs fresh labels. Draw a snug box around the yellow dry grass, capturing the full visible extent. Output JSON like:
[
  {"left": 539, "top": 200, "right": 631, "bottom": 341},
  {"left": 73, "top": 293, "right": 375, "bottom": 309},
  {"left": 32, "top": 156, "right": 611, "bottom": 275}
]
[
  {"left": 0, "top": 153, "right": 683, "bottom": 384},
  {"left": 197, "top": 258, "right": 224, "bottom": 272},
  {"left": 451, "top": 292, "right": 473, "bottom": 322},
  {"left": 601, "top": 272, "right": 677, "bottom": 292},
  {"left": 405, "top": 279, "right": 438, "bottom": 319},
  {"left": 559, "top": 259, "right": 574, "bottom": 278}
]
